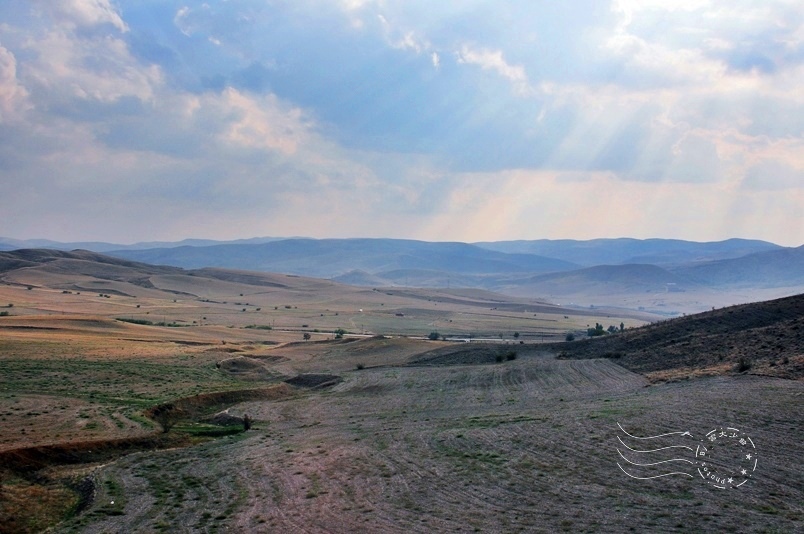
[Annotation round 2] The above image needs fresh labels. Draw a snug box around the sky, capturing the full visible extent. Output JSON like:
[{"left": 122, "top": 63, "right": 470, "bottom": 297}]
[{"left": 0, "top": 1, "right": 802, "bottom": 246}]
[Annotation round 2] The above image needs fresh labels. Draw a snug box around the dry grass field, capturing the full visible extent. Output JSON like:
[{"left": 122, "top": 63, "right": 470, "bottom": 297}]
[{"left": 0, "top": 252, "right": 801, "bottom": 532}]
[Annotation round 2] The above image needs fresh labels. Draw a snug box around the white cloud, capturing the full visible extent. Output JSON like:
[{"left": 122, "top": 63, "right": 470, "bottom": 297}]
[
  {"left": 377, "top": 14, "right": 431, "bottom": 55},
  {"left": 0, "top": 44, "right": 30, "bottom": 122},
  {"left": 217, "top": 88, "right": 310, "bottom": 156},
  {"left": 23, "top": 30, "right": 161, "bottom": 103},
  {"left": 456, "top": 45, "right": 533, "bottom": 96},
  {"left": 33, "top": 0, "right": 128, "bottom": 32}
]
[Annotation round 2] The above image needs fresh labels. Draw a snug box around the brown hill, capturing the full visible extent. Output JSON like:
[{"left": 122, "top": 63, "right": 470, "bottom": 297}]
[{"left": 551, "top": 293, "right": 804, "bottom": 381}]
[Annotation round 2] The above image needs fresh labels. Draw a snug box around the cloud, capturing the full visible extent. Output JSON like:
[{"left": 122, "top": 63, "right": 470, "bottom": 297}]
[
  {"left": 33, "top": 0, "right": 128, "bottom": 33},
  {"left": 0, "top": 44, "right": 30, "bottom": 122},
  {"left": 0, "top": 0, "right": 801, "bottom": 246},
  {"left": 456, "top": 45, "right": 533, "bottom": 96}
]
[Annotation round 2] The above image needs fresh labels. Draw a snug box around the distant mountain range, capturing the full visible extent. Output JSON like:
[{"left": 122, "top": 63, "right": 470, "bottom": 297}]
[{"left": 1, "top": 236, "right": 801, "bottom": 313}]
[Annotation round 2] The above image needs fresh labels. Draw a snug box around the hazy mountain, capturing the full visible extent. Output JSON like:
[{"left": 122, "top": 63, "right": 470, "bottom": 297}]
[
  {"left": 671, "top": 245, "right": 804, "bottom": 288},
  {"left": 107, "top": 238, "right": 579, "bottom": 278},
  {"left": 474, "top": 238, "right": 782, "bottom": 266},
  {"left": 0, "top": 236, "right": 291, "bottom": 252},
  {"left": 3, "top": 238, "right": 801, "bottom": 315},
  {"left": 490, "top": 264, "right": 704, "bottom": 298}
]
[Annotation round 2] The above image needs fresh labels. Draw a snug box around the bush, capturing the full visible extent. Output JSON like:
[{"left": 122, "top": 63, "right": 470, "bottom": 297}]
[
  {"left": 0, "top": 311, "right": 9, "bottom": 317},
  {"left": 334, "top": 328, "right": 346, "bottom": 339},
  {"left": 356, "top": 363, "right": 365, "bottom": 370},
  {"left": 735, "top": 358, "right": 751, "bottom": 373},
  {"left": 428, "top": 332, "right": 440, "bottom": 340},
  {"left": 243, "top": 414, "right": 252, "bottom": 431},
  {"left": 587, "top": 323, "right": 606, "bottom": 337},
  {"left": 565, "top": 333, "right": 575, "bottom": 342},
  {"left": 505, "top": 351, "right": 517, "bottom": 361}
]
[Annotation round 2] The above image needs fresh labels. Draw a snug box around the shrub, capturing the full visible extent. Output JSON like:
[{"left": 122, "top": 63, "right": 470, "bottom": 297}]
[
  {"left": 565, "top": 333, "right": 575, "bottom": 342},
  {"left": 148, "top": 403, "right": 186, "bottom": 433},
  {"left": 334, "top": 328, "right": 346, "bottom": 339},
  {"left": 735, "top": 358, "right": 751, "bottom": 373},
  {"left": 587, "top": 323, "right": 606, "bottom": 337},
  {"left": 356, "top": 363, "right": 365, "bottom": 370},
  {"left": 0, "top": 311, "right": 9, "bottom": 317},
  {"left": 243, "top": 414, "right": 252, "bottom": 431},
  {"left": 428, "top": 332, "right": 440, "bottom": 340},
  {"left": 505, "top": 351, "right": 517, "bottom": 361}
]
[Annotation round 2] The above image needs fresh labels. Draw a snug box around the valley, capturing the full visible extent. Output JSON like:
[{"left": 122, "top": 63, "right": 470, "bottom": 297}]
[{"left": 0, "top": 250, "right": 801, "bottom": 532}]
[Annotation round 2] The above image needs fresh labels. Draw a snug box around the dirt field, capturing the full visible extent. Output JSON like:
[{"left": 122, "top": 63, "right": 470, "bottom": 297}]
[
  {"left": 56, "top": 353, "right": 802, "bottom": 533},
  {"left": 0, "top": 256, "right": 801, "bottom": 532}
]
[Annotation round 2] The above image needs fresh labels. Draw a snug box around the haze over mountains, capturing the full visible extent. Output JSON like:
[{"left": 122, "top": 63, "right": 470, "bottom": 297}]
[{"left": 1, "top": 236, "right": 801, "bottom": 315}]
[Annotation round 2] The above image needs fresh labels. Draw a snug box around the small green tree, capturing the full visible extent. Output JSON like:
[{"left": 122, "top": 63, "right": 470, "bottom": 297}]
[
  {"left": 513, "top": 332, "right": 520, "bottom": 339},
  {"left": 334, "top": 328, "right": 346, "bottom": 339},
  {"left": 303, "top": 332, "right": 311, "bottom": 341},
  {"left": 565, "top": 332, "right": 575, "bottom": 342},
  {"left": 428, "top": 331, "right": 440, "bottom": 340}
]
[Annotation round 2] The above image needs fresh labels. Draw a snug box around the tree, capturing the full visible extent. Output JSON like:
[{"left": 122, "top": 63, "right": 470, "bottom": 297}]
[
  {"left": 334, "top": 328, "right": 346, "bottom": 339},
  {"left": 148, "top": 403, "right": 186, "bottom": 433},
  {"left": 303, "top": 332, "right": 311, "bottom": 341},
  {"left": 565, "top": 332, "right": 575, "bottom": 342},
  {"left": 428, "top": 331, "right": 440, "bottom": 340},
  {"left": 243, "top": 414, "right": 252, "bottom": 431},
  {"left": 513, "top": 332, "right": 520, "bottom": 339}
]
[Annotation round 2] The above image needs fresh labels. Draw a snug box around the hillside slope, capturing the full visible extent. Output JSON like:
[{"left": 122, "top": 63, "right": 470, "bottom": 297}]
[{"left": 551, "top": 293, "right": 804, "bottom": 380}]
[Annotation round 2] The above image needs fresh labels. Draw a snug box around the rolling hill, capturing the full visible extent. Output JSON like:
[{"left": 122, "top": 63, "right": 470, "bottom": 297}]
[
  {"left": 3, "top": 237, "right": 802, "bottom": 315},
  {"left": 552, "top": 292, "right": 804, "bottom": 380}
]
